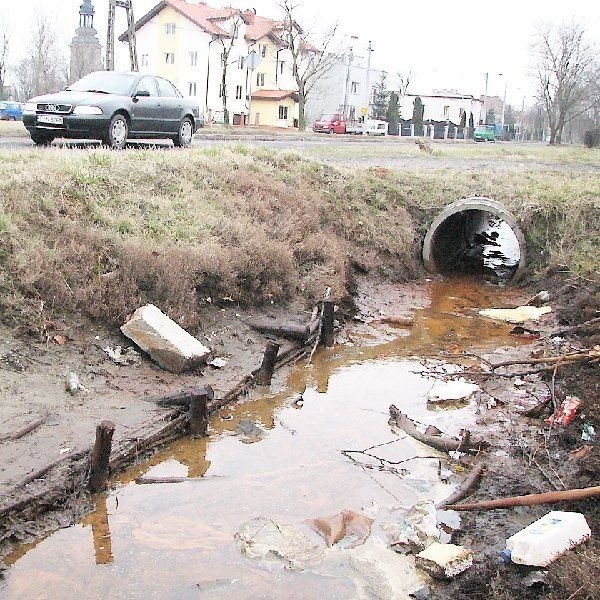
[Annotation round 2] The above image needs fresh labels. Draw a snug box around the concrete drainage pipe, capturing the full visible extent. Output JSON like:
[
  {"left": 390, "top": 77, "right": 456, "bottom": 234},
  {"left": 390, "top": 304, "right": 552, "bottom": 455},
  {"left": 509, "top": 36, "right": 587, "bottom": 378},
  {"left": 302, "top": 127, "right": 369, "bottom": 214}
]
[{"left": 422, "top": 197, "right": 527, "bottom": 281}]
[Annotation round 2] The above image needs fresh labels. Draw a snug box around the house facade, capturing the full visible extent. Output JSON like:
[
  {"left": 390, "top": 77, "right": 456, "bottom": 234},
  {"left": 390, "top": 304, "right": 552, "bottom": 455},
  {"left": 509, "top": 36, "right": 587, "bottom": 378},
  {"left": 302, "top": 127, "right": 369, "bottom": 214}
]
[
  {"left": 400, "top": 92, "right": 484, "bottom": 126},
  {"left": 124, "top": 0, "right": 299, "bottom": 127},
  {"left": 306, "top": 52, "right": 386, "bottom": 123}
]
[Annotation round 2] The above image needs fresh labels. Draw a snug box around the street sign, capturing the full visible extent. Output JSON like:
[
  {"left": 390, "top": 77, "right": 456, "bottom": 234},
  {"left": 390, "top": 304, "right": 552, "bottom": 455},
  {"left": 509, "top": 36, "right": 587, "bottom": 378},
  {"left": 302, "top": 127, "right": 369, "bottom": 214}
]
[
  {"left": 360, "top": 106, "right": 368, "bottom": 116},
  {"left": 246, "top": 50, "right": 261, "bottom": 71}
]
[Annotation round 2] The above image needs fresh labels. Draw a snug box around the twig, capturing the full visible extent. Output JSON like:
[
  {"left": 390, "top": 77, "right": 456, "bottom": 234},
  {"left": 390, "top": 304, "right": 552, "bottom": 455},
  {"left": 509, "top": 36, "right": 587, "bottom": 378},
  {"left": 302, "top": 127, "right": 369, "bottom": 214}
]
[
  {"left": 491, "top": 351, "right": 596, "bottom": 369},
  {"left": 0, "top": 417, "right": 47, "bottom": 442},
  {"left": 308, "top": 287, "right": 331, "bottom": 364},
  {"left": 436, "top": 462, "right": 486, "bottom": 508}
]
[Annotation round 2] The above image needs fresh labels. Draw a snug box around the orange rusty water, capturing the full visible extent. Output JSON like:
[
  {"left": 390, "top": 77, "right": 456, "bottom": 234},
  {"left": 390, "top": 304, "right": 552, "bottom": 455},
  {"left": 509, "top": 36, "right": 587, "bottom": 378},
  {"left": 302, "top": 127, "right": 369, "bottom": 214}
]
[{"left": 1, "top": 279, "right": 530, "bottom": 599}]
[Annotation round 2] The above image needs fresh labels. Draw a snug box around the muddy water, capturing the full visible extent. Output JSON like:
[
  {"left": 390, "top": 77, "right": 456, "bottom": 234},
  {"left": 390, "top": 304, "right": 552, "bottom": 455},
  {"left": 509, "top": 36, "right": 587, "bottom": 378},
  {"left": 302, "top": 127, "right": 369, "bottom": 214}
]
[{"left": 1, "top": 279, "right": 530, "bottom": 599}]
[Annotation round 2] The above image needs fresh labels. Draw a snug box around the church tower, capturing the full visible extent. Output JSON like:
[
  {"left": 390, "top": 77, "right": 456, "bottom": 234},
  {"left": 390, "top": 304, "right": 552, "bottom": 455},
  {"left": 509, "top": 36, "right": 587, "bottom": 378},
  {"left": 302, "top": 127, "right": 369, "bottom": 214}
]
[{"left": 69, "top": 0, "right": 103, "bottom": 83}]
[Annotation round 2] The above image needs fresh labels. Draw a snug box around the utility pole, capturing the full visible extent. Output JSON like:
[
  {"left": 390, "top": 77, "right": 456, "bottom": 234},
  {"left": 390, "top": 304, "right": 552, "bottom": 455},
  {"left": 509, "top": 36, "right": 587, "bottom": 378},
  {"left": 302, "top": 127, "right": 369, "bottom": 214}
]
[
  {"left": 107, "top": 0, "right": 138, "bottom": 72},
  {"left": 342, "top": 35, "right": 358, "bottom": 119},
  {"left": 364, "top": 40, "right": 373, "bottom": 119}
]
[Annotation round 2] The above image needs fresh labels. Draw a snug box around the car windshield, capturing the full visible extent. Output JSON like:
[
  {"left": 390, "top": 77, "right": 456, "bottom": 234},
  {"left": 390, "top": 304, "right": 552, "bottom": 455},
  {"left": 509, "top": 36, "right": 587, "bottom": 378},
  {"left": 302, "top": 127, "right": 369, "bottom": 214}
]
[
  {"left": 318, "top": 114, "right": 336, "bottom": 121},
  {"left": 66, "top": 72, "right": 139, "bottom": 95}
]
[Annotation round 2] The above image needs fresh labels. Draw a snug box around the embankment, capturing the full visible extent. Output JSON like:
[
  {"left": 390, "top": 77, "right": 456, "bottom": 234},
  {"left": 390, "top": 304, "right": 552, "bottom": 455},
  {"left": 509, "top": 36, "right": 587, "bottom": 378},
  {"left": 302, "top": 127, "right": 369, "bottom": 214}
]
[{"left": 0, "top": 145, "right": 598, "bottom": 334}]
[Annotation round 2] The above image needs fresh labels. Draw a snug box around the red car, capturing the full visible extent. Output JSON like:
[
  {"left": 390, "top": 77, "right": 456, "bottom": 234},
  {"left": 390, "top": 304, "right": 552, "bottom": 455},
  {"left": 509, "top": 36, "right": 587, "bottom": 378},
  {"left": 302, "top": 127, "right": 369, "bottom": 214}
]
[{"left": 312, "top": 113, "right": 346, "bottom": 134}]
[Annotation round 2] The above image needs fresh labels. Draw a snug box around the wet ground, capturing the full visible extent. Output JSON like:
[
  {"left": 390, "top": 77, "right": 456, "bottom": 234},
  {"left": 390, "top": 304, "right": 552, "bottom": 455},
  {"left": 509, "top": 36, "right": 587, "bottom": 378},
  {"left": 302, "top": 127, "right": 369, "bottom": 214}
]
[{"left": 0, "top": 278, "right": 539, "bottom": 599}]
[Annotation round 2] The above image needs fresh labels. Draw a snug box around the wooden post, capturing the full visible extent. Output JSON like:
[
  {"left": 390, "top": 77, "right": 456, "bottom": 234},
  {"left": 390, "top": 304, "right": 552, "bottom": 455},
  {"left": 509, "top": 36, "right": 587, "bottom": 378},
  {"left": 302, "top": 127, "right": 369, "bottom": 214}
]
[
  {"left": 89, "top": 420, "right": 115, "bottom": 493},
  {"left": 189, "top": 388, "right": 211, "bottom": 437},
  {"left": 320, "top": 301, "right": 335, "bottom": 347},
  {"left": 256, "top": 341, "right": 280, "bottom": 386}
]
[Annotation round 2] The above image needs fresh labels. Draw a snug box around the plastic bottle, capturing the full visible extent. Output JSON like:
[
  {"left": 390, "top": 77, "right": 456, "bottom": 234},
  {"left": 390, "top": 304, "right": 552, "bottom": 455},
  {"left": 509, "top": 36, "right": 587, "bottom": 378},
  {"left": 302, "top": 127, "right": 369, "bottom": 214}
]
[{"left": 506, "top": 511, "right": 591, "bottom": 567}]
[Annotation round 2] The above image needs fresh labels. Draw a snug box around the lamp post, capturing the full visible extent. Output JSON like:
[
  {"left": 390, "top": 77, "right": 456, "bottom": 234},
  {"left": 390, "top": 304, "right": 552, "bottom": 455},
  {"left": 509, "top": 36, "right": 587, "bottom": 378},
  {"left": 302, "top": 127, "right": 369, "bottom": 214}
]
[
  {"left": 343, "top": 35, "right": 358, "bottom": 120},
  {"left": 364, "top": 40, "right": 373, "bottom": 120}
]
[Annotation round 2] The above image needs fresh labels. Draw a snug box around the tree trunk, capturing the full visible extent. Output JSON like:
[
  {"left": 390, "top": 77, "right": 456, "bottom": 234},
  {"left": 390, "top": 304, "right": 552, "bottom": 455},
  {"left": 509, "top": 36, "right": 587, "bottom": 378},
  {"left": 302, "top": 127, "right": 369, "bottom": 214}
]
[{"left": 298, "top": 92, "right": 306, "bottom": 131}]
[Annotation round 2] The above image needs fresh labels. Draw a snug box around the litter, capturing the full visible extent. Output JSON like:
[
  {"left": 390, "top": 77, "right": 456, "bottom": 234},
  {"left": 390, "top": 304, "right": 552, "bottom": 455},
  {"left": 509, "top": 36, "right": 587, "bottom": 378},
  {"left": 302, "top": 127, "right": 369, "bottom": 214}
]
[
  {"left": 208, "top": 357, "right": 228, "bottom": 369},
  {"left": 415, "top": 542, "right": 473, "bottom": 579},
  {"left": 545, "top": 396, "right": 582, "bottom": 426},
  {"left": 505, "top": 511, "right": 591, "bottom": 567},
  {"left": 581, "top": 423, "right": 596, "bottom": 442},
  {"left": 525, "top": 291, "right": 550, "bottom": 307},
  {"left": 307, "top": 509, "right": 373, "bottom": 549},
  {"left": 65, "top": 372, "right": 88, "bottom": 395},
  {"left": 478, "top": 306, "right": 552, "bottom": 324},
  {"left": 235, "top": 517, "right": 323, "bottom": 570},
  {"left": 103, "top": 345, "right": 141, "bottom": 366},
  {"left": 427, "top": 380, "right": 480, "bottom": 403}
]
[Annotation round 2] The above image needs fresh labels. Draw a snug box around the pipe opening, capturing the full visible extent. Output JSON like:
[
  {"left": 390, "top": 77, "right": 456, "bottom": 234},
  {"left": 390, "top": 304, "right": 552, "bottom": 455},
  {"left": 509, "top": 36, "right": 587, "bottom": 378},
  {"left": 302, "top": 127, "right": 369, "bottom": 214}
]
[{"left": 423, "top": 198, "right": 526, "bottom": 284}]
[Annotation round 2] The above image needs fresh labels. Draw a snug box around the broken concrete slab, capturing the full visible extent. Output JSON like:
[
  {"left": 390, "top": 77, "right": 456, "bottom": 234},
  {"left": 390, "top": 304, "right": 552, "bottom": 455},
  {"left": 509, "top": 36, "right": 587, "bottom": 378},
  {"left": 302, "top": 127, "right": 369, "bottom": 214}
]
[
  {"left": 415, "top": 542, "right": 473, "bottom": 579},
  {"left": 121, "top": 304, "right": 210, "bottom": 373},
  {"left": 427, "top": 381, "right": 480, "bottom": 403}
]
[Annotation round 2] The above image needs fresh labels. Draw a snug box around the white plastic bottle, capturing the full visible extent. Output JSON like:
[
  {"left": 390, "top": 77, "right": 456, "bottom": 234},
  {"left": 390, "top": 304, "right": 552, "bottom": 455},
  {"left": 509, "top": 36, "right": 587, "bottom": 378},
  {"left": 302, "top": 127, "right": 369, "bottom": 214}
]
[{"left": 506, "top": 511, "right": 591, "bottom": 566}]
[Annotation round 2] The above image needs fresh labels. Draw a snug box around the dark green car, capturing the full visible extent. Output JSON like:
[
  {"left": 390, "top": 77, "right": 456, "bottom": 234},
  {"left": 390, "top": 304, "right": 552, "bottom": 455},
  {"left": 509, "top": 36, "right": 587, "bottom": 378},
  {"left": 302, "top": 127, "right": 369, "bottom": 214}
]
[
  {"left": 23, "top": 71, "right": 200, "bottom": 149},
  {"left": 474, "top": 124, "right": 496, "bottom": 142}
]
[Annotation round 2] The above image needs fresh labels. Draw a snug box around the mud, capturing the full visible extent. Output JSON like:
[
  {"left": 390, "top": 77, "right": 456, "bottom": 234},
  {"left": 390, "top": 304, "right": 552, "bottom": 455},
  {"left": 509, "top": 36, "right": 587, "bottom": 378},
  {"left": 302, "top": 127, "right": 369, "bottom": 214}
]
[{"left": 1, "top": 274, "right": 598, "bottom": 599}]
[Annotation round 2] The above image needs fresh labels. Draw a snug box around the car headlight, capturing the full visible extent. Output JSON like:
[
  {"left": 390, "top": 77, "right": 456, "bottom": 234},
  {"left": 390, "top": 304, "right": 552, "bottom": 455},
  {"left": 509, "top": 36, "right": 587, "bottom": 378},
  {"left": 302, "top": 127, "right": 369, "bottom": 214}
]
[
  {"left": 73, "top": 106, "right": 103, "bottom": 115},
  {"left": 24, "top": 102, "right": 37, "bottom": 113}
]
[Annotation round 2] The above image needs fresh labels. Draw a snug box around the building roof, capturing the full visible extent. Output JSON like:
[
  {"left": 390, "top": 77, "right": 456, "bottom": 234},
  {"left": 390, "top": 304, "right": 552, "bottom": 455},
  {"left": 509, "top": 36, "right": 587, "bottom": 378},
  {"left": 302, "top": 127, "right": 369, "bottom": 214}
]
[
  {"left": 243, "top": 10, "right": 286, "bottom": 45},
  {"left": 120, "top": 0, "right": 244, "bottom": 41},
  {"left": 251, "top": 89, "right": 299, "bottom": 102},
  {"left": 407, "top": 93, "right": 480, "bottom": 101}
]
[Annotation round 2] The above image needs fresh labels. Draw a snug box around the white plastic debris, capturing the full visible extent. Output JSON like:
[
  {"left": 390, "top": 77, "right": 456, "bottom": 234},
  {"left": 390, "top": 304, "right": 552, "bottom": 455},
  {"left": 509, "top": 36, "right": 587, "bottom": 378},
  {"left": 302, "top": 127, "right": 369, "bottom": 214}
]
[
  {"left": 427, "top": 380, "right": 480, "bottom": 403},
  {"left": 103, "top": 345, "right": 141, "bottom": 366},
  {"left": 208, "top": 357, "right": 228, "bottom": 369},
  {"left": 415, "top": 542, "right": 473, "bottom": 579},
  {"left": 506, "top": 511, "right": 591, "bottom": 567},
  {"left": 121, "top": 304, "right": 210, "bottom": 373},
  {"left": 478, "top": 306, "right": 552, "bottom": 324}
]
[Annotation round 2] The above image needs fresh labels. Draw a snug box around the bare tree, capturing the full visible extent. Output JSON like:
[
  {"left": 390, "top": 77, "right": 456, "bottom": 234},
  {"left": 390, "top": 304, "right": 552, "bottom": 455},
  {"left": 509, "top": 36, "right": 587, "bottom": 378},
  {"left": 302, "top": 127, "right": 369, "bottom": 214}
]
[
  {"left": 0, "top": 18, "right": 8, "bottom": 100},
  {"left": 13, "top": 11, "right": 66, "bottom": 101},
  {"left": 278, "top": 0, "right": 341, "bottom": 130},
  {"left": 218, "top": 11, "right": 245, "bottom": 125},
  {"left": 533, "top": 21, "right": 599, "bottom": 145}
]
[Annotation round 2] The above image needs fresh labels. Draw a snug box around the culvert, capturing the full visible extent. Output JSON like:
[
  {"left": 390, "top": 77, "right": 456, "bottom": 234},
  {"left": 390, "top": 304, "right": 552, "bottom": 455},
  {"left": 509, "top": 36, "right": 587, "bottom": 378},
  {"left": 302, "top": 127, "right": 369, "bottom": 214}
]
[{"left": 422, "top": 197, "right": 527, "bottom": 282}]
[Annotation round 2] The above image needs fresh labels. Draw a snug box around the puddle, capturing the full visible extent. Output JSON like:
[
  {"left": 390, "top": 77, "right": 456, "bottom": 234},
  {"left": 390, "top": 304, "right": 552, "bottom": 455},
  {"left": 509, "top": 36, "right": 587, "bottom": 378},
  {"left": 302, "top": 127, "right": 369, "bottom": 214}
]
[{"left": 1, "top": 279, "right": 532, "bottom": 599}]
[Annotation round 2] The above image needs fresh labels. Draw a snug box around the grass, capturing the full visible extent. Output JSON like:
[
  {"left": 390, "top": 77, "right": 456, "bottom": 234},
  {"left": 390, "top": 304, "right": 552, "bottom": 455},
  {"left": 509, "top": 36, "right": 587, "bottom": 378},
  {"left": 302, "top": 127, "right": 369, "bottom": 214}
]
[
  {"left": 0, "top": 120, "right": 28, "bottom": 138},
  {"left": 0, "top": 144, "right": 598, "bottom": 335}
]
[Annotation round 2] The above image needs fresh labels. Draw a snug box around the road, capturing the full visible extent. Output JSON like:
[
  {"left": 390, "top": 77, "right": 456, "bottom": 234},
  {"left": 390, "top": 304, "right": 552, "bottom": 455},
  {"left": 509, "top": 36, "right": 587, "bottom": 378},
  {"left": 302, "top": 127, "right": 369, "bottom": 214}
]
[{"left": 0, "top": 134, "right": 597, "bottom": 173}]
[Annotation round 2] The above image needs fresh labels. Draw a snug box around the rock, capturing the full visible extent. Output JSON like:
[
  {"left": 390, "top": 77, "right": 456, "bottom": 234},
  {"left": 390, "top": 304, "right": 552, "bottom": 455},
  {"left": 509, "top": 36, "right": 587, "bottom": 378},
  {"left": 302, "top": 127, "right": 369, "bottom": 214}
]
[
  {"left": 235, "top": 420, "right": 265, "bottom": 443},
  {"left": 415, "top": 542, "right": 473, "bottom": 579},
  {"left": 427, "top": 381, "right": 480, "bottom": 403},
  {"left": 121, "top": 304, "right": 210, "bottom": 373},
  {"left": 405, "top": 501, "right": 439, "bottom": 544}
]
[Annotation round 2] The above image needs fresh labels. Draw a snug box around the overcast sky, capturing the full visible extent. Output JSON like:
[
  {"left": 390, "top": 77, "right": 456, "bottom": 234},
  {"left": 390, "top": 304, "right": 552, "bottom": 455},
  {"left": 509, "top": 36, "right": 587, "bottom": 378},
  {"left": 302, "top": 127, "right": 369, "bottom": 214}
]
[{"left": 2, "top": 0, "right": 599, "bottom": 106}]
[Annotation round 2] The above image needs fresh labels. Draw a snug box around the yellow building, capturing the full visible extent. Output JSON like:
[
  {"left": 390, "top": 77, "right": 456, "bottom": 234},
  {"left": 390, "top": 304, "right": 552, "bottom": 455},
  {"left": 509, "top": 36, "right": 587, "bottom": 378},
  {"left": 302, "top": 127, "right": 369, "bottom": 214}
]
[{"left": 250, "top": 90, "right": 299, "bottom": 128}]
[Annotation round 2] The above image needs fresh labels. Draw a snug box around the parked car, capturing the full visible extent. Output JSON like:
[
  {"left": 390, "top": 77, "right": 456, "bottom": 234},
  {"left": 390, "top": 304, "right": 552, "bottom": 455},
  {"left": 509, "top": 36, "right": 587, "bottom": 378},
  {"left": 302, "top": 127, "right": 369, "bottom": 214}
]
[
  {"left": 22, "top": 71, "right": 200, "bottom": 148},
  {"left": 0, "top": 101, "right": 24, "bottom": 121},
  {"left": 313, "top": 113, "right": 346, "bottom": 134},
  {"left": 474, "top": 124, "right": 496, "bottom": 142}
]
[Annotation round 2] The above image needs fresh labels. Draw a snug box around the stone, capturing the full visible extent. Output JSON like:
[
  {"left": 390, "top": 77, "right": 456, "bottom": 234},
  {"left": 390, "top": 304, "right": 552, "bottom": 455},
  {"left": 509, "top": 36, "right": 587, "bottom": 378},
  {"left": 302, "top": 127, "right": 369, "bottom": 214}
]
[
  {"left": 121, "top": 304, "right": 210, "bottom": 373},
  {"left": 415, "top": 542, "right": 473, "bottom": 579}
]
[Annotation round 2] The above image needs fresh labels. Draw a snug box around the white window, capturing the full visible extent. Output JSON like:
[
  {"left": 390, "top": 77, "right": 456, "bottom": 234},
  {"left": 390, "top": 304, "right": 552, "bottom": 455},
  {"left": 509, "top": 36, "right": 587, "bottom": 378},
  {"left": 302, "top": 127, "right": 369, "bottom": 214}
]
[
  {"left": 165, "top": 53, "right": 175, "bottom": 65},
  {"left": 188, "top": 82, "right": 197, "bottom": 96},
  {"left": 165, "top": 23, "right": 176, "bottom": 35},
  {"left": 278, "top": 105, "right": 288, "bottom": 120},
  {"left": 256, "top": 72, "right": 265, "bottom": 86},
  {"left": 235, "top": 85, "right": 242, "bottom": 100},
  {"left": 189, "top": 51, "right": 198, "bottom": 67},
  {"left": 140, "top": 53, "right": 149, "bottom": 67},
  {"left": 260, "top": 44, "right": 267, "bottom": 58},
  {"left": 351, "top": 81, "right": 359, "bottom": 94},
  {"left": 443, "top": 105, "right": 450, "bottom": 120},
  {"left": 238, "top": 56, "right": 245, "bottom": 70}
]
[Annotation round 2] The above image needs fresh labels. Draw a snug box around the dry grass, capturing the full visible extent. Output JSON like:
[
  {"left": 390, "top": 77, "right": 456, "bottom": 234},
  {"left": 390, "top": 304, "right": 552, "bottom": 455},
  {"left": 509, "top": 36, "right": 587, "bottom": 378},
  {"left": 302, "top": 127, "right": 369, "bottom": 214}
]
[{"left": 0, "top": 145, "right": 598, "bottom": 335}]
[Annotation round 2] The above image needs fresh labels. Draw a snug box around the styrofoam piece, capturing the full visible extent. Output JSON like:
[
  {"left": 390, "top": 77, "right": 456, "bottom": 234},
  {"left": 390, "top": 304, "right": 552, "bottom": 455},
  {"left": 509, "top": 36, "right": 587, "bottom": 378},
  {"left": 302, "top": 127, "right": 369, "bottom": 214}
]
[{"left": 506, "top": 511, "right": 591, "bottom": 567}]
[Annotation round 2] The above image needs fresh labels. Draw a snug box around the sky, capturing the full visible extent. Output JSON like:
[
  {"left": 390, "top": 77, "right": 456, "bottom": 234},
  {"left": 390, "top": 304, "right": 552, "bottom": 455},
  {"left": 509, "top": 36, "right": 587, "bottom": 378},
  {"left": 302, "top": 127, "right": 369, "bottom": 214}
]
[{"left": 2, "top": 0, "right": 599, "bottom": 107}]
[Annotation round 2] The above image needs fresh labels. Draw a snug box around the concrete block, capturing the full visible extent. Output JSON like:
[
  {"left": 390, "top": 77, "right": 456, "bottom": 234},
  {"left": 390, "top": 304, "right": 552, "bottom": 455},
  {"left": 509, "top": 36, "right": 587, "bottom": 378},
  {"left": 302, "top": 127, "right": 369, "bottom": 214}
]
[
  {"left": 121, "top": 304, "right": 210, "bottom": 373},
  {"left": 415, "top": 542, "right": 473, "bottom": 579}
]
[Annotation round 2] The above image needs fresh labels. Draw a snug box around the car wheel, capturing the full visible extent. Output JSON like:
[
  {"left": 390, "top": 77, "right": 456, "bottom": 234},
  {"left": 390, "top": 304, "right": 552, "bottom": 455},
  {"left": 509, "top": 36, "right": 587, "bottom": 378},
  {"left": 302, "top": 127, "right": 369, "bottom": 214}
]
[
  {"left": 104, "top": 113, "right": 128, "bottom": 150},
  {"left": 173, "top": 117, "right": 194, "bottom": 148},
  {"left": 31, "top": 133, "right": 55, "bottom": 146}
]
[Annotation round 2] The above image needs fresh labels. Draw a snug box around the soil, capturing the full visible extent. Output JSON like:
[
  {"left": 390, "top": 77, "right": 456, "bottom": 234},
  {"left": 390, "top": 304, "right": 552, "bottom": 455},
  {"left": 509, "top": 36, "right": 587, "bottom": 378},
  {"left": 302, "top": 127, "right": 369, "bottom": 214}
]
[{"left": 0, "top": 272, "right": 598, "bottom": 599}]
